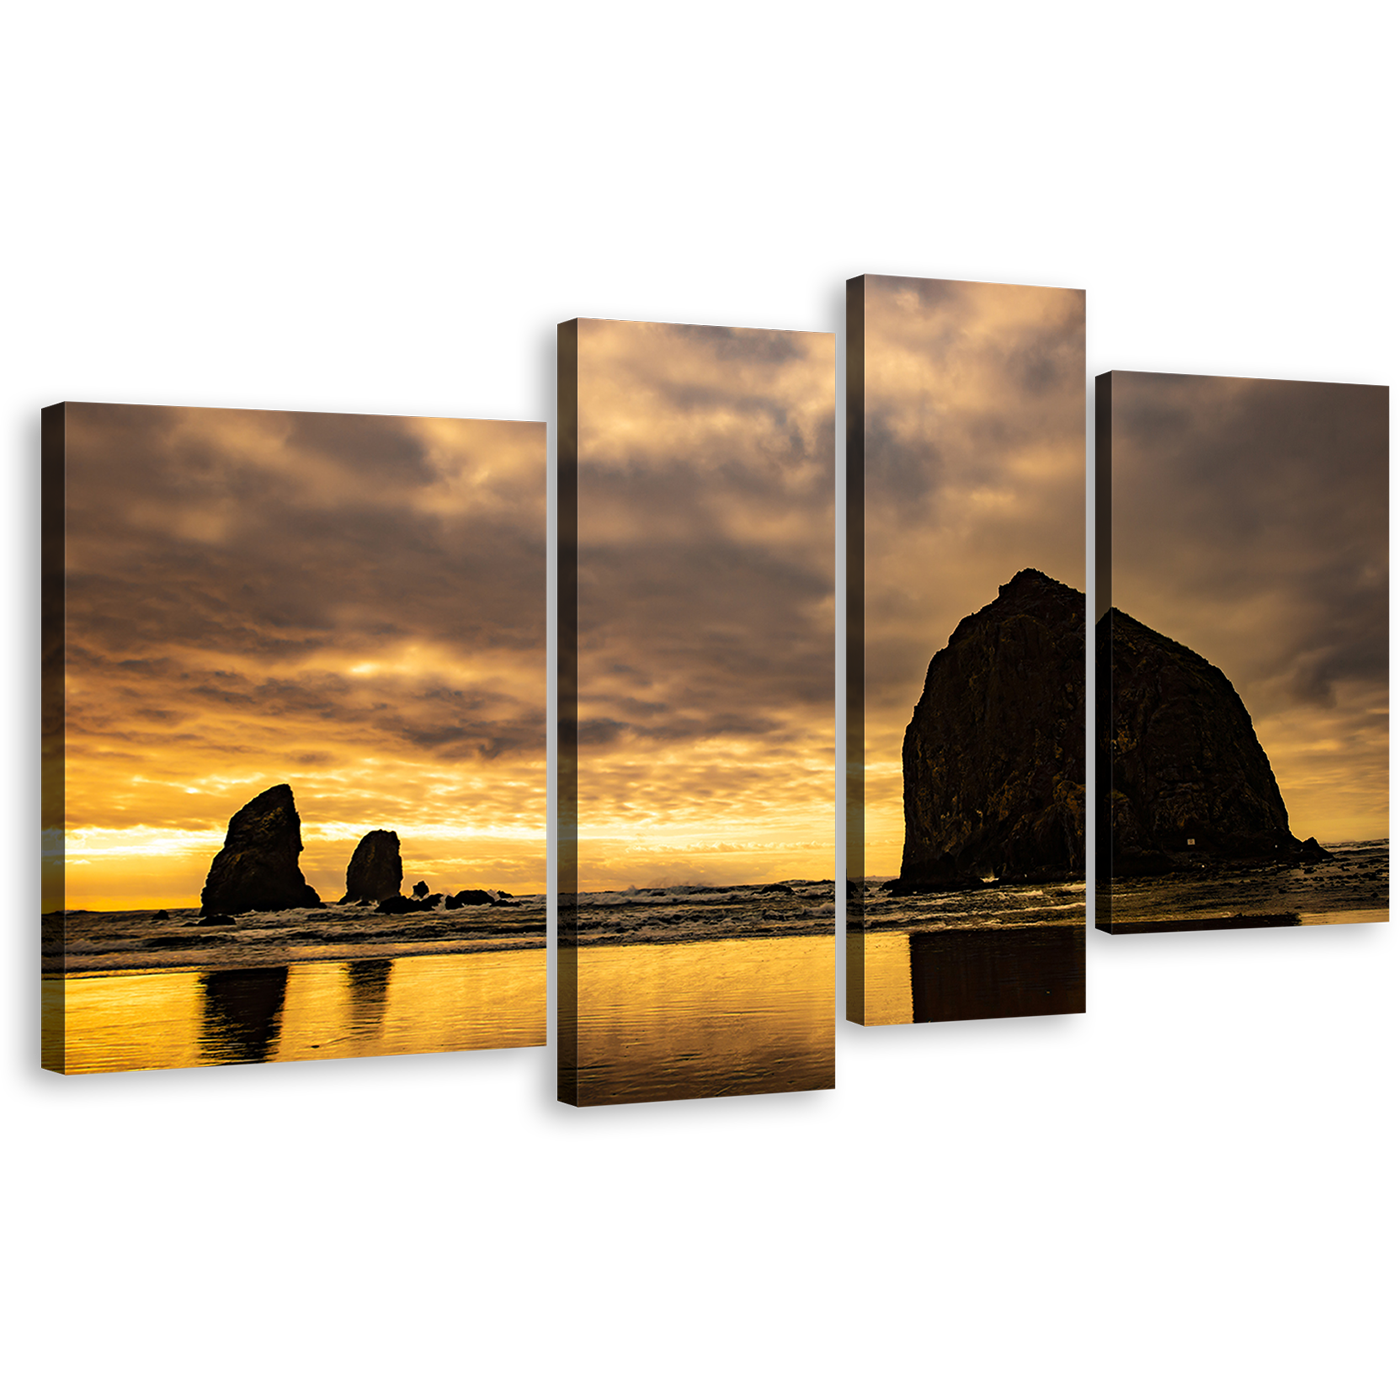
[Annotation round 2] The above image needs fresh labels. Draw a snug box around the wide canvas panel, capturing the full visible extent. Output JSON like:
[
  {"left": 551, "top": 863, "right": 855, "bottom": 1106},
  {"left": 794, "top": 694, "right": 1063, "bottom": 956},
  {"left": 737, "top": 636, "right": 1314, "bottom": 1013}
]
[
  {"left": 42, "top": 403, "right": 546, "bottom": 1072},
  {"left": 559, "top": 318, "right": 836, "bottom": 1106},
  {"left": 1096, "top": 372, "right": 1389, "bottom": 932},
  {"left": 847, "top": 275, "right": 1087, "bottom": 1024}
]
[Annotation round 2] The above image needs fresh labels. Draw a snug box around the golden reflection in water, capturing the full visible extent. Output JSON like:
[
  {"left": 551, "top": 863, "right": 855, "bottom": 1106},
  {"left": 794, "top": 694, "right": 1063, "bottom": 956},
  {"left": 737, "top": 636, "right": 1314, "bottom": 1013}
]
[
  {"left": 853, "top": 933, "right": 915, "bottom": 1026},
  {"left": 45, "top": 969, "right": 205, "bottom": 1074},
  {"left": 47, "top": 950, "right": 545, "bottom": 1074},
  {"left": 567, "top": 936, "right": 835, "bottom": 1106}
]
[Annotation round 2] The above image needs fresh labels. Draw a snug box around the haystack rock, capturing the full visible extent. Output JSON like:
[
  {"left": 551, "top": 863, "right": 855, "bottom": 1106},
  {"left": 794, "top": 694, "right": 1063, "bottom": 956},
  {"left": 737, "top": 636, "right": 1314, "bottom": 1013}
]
[
  {"left": 894, "top": 569, "right": 1086, "bottom": 893},
  {"left": 1098, "top": 608, "right": 1329, "bottom": 872},
  {"left": 338, "top": 829, "right": 402, "bottom": 904},
  {"left": 200, "top": 783, "right": 322, "bottom": 916}
]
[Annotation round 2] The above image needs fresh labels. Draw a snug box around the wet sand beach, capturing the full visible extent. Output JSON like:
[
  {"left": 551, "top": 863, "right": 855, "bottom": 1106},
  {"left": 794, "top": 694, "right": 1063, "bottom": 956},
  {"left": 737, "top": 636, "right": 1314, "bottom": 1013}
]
[
  {"left": 564, "top": 935, "right": 834, "bottom": 1106},
  {"left": 46, "top": 949, "right": 546, "bottom": 1074}
]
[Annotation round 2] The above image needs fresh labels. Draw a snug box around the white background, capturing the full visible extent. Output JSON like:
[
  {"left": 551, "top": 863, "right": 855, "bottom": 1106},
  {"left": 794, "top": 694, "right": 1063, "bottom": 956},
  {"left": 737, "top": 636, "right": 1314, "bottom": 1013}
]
[
  {"left": 3, "top": 4, "right": 1395, "bottom": 1397},
  {"left": 13, "top": 974, "right": 1400, "bottom": 1400},
  {"left": 5, "top": 4, "right": 1394, "bottom": 383}
]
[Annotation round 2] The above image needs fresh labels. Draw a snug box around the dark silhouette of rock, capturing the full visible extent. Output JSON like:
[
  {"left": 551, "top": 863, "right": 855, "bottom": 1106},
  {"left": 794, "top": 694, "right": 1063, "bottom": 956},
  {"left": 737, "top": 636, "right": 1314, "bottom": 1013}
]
[
  {"left": 338, "top": 829, "right": 402, "bottom": 904},
  {"left": 200, "top": 784, "right": 322, "bottom": 916},
  {"left": 444, "top": 889, "right": 496, "bottom": 909},
  {"left": 376, "top": 893, "right": 441, "bottom": 914},
  {"left": 893, "top": 569, "right": 1085, "bottom": 893},
  {"left": 151, "top": 909, "right": 170, "bottom": 921},
  {"left": 411, "top": 880, "right": 429, "bottom": 898},
  {"left": 1098, "top": 608, "right": 1331, "bottom": 872}
]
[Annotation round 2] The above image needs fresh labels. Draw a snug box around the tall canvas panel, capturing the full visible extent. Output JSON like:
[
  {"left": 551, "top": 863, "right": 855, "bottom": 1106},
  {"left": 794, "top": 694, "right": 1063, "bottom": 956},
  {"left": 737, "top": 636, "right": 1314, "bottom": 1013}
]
[
  {"left": 1096, "top": 372, "right": 1388, "bottom": 932},
  {"left": 559, "top": 318, "right": 837, "bottom": 1106},
  {"left": 847, "top": 276, "right": 1087, "bottom": 1025},
  {"left": 42, "top": 403, "right": 547, "bottom": 1072}
]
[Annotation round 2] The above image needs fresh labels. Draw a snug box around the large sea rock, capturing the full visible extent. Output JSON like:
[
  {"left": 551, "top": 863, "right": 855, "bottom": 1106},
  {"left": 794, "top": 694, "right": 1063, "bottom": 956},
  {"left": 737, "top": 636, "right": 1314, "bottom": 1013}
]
[
  {"left": 200, "top": 784, "right": 322, "bottom": 916},
  {"left": 338, "top": 829, "right": 402, "bottom": 904},
  {"left": 1098, "top": 608, "right": 1327, "bottom": 872},
  {"left": 895, "top": 569, "right": 1086, "bottom": 892}
]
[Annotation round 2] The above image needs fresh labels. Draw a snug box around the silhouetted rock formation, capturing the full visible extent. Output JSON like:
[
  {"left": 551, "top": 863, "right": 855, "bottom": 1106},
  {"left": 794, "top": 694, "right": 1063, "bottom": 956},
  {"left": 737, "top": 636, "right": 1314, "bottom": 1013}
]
[
  {"left": 200, "top": 784, "right": 322, "bottom": 916},
  {"left": 411, "top": 880, "right": 429, "bottom": 898},
  {"left": 893, "top": 569, "right": 1085, "bottom": 893},
  {"left": 339, "top": 829, "right": 402, "bottom": 904},
  {"left": 376, "top": 893, "right": 441, "bottom": 913},
  {"left": 1098, "top": 608, "right": 1330, "bottom": 873},
  {"left": 445, "top": 888, "right": 496, "bottom": 908}
]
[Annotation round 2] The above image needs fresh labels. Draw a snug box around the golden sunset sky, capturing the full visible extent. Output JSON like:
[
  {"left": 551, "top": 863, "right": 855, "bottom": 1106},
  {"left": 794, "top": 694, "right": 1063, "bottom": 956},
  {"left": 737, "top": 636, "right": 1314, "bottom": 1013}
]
[
  {"left": 857, "top": 277, "right": 1087, "bottom": 878},
  {"left": 1107, "top": 372, "right": 1388, "bottom": 843},
  {"left": 51, "top": 404, "right": 545, "bottom": 911},
  {"left": 573, "top": 319, "right": 836, "bottom": 890}
]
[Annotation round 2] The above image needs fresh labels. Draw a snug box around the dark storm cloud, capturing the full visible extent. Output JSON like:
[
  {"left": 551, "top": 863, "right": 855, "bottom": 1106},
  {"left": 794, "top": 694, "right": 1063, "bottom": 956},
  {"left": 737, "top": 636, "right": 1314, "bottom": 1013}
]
[
  {"left": 63, "top": 406, "right": 544, "bottom": 665},
  {"left": 1110, "top": 373, "right": 1388, "bottom": 707},
  {"left": 1109, "top": 371, "right": 1388, "bottom": 837},
  {"left": 670, "top": 322, "right": 808, "bottom": 364}
]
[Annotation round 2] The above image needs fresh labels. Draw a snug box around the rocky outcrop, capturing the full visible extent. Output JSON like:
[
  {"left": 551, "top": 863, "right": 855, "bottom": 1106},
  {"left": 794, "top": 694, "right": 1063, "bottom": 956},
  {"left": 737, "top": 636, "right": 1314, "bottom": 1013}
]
[
  {"left": 200, "top": 784, "right": 322, "bottom": 916},
  {"left": 1099, "top": 608, "right": 1329, "bottom": 872},
  {"left": 894, "top": 569, "right": 1085, "bottom": 892},
  {"left": 411, "top": 880, "right": 429, "bottom": 898},
  {"left": 445, "top": 888, "right": 496, "bottom": 908},
  {"left": 339, "top": 829, "right": 402, "bottom": 904},
  {"left": 376, "top": 893, "right": 442, "bottom": 914}
]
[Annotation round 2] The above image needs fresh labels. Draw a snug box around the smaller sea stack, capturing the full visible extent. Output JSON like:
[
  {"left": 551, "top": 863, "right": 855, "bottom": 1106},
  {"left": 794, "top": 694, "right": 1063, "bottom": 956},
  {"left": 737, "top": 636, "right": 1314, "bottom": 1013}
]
[{"left": 339, "top": 830, "right": 402, "bottom": 904}]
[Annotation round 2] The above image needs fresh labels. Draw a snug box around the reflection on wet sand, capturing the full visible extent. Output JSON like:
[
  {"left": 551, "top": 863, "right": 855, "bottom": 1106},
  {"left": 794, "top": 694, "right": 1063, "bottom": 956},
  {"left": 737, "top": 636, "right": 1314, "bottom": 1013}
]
[
  {"left": 908, "top": 926, "right": 1085, "bottom": 1022},
  {"left": 49, "top": 949, "right": 545, "bottom": 1074},
  {"left": 345, "top": 958, "right": 393, "bottom": 1030},
  {"left": 565, "top": 936, "right": 834, "bottom": 1107},
  {"left": 199, "top": 967, "right": 289, "bottom": 1064}
]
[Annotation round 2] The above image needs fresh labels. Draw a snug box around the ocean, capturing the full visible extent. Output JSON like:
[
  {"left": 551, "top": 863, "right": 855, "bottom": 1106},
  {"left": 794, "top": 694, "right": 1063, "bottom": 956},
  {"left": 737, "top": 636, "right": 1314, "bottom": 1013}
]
[
  {"left": 1098, "top": 838, "right": 1389, "bottom": 932},
  {"left": 851, "top": 877, "right": 1087, "bottom": 1025}
]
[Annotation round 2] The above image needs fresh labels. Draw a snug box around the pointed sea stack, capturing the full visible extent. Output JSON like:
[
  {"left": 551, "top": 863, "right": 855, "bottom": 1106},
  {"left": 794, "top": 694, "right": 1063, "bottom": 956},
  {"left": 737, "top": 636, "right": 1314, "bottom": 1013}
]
[
  {"left": 894, "top": 569, "right": 1085, "bottom": 892},
  {"left": 1099, "top": 608, "right": 1327, "bottom": 872},
  {"left": 339, "top": 829, "right": 403, "bottom": 904},
  {"left": 200, "top": 784, "right": 322, "bottom": 916}
]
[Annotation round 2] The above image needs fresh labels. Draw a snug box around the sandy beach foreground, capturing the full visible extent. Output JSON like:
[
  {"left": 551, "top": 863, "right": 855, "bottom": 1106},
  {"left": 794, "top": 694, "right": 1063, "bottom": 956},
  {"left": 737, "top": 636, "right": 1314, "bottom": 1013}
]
[
  {"left": 46, "top": 949, "right": 545, "bottom": 1074},
  {"left": 563, "top": 935, "right": 835, "bottom": 1106}
]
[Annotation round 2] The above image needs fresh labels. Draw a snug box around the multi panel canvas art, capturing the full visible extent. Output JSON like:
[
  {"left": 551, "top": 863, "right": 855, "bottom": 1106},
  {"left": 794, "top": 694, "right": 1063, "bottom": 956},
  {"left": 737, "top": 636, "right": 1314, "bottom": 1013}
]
[
  {"left": 559, "top": 318, "right": 837, "bottom": 1106},
  {"left": 42, "top": 313, "right": 1381, "bottom": 1092},
  {"left": 847, "top": 276, "right": 1088, "bottom": 1025},
  {"left": 1096, "top": 372, "right": 1389, "bottom": 932},
  {"left": 42, "top": 403, "right": 546, "bottom": 1072}
]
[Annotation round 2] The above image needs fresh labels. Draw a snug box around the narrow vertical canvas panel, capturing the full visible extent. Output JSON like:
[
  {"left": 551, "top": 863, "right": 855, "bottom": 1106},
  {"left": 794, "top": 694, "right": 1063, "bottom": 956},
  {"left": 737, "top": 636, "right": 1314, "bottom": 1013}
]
[
  {"left": 1096, "top": 372, "right": 1389, "bottom": 933},
  {"left": 559, "top": 318, "right": 837, "bottom": 1106},
  {"left": 41, "top": 403, "right": 547, "bottom": 1073},
  {"left": 847, "top": 276, "right": 1087, "bottom": 1025}
]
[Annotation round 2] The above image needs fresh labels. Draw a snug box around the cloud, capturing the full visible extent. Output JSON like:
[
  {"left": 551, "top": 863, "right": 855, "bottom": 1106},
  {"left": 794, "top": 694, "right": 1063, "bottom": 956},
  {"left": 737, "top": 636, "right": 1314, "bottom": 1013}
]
[
  {"left": 57, "top": 404, "right": 547, "bottom": 906},
  {"left": 857, "top": 277, "right": 1087, "bottom": 874},
  {"left": 572, "top": 319, "right": 836, "bottom": 886},
  {"left": 1108, "top": 371, "right": 1388, "bottom": 839}
]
